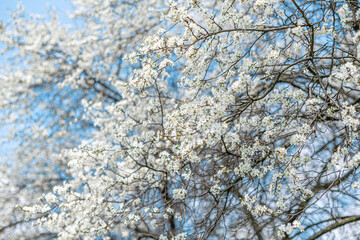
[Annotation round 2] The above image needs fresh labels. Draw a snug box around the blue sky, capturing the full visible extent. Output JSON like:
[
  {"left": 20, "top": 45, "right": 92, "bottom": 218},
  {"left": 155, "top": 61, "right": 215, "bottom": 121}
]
[{"left": 0, "top": 0, "right": 73, "bottom": 23}]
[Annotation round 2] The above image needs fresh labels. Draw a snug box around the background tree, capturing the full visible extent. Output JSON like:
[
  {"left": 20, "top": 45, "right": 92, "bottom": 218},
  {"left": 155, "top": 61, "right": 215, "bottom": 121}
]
[
  {"left": 0, "top": 0, "right": 163, "bottom": 238},
  {"left": 2, "top": 0, "right": 360, "bottom": 239}
]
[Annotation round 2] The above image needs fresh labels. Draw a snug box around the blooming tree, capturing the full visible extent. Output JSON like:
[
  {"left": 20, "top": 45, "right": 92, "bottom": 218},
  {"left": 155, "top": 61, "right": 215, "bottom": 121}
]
[{"left": 2, "top": 0, "right": 360, "bottom": 239}]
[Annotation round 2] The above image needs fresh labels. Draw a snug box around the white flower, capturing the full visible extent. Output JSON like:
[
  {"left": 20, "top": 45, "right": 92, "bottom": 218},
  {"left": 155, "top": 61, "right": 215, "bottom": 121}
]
[
  {"left": 173, "top": 188, "right": 187, "bottom": 200},
  {"left": 210, "top": 184, "right": 221, "bottom": 195},
  {"left": 290, "top": 134, "right": 307, "bottom": 145}
]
